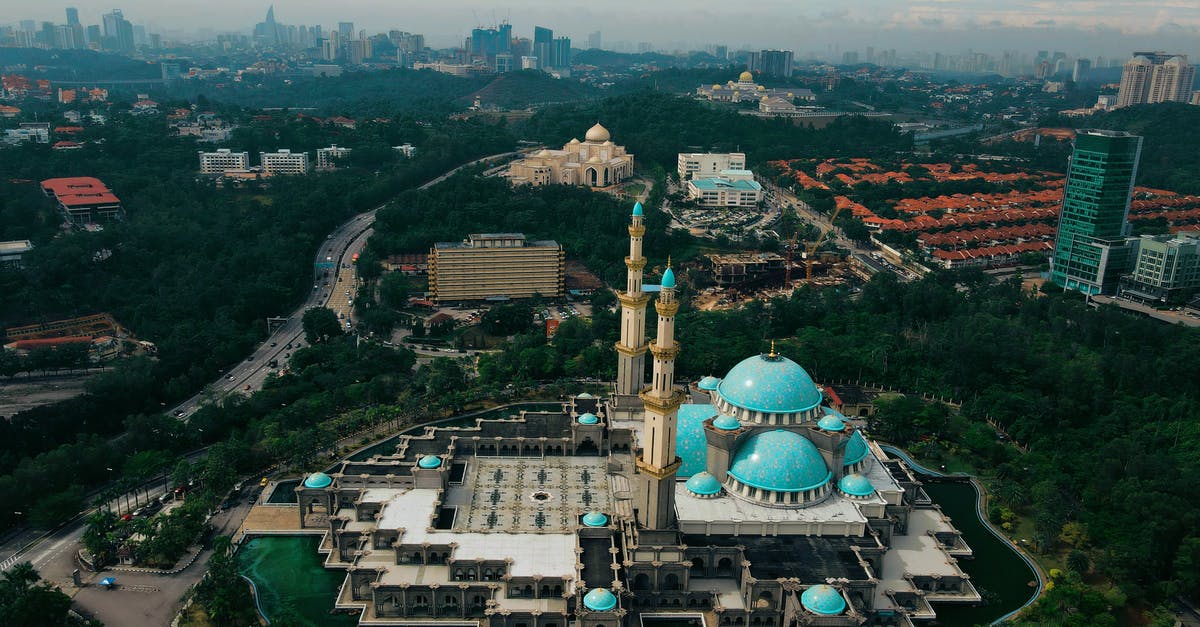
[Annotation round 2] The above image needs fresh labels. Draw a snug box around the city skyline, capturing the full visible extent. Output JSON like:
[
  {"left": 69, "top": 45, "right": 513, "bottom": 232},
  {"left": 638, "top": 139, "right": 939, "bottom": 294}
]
[{"left": 4, "top": 1, "right": 1200, "bottom": 59}]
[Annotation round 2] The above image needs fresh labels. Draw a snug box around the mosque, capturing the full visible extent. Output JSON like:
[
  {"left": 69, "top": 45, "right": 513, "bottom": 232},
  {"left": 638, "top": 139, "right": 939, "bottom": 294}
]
[
  {"left": 297, "top": 202, "right": 980, "bottom": 626},
  {"left": 506, "top": 123, "right": 635, "bottom": 188}
]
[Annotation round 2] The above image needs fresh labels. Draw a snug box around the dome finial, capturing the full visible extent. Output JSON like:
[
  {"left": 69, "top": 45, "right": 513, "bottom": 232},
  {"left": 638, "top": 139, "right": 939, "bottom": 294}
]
[
  {"left": 667, "top": 255, "right": 672, "bottom": 268},
  {"left": 768, "top": 340, "right": 777, "bottom": 358}
]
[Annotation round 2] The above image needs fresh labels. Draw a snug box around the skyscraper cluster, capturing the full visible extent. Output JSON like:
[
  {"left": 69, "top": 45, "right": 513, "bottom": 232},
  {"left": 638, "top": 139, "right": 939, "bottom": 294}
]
[
  {"left": 0, "top": 7, "right": 153, "bottom": 52},
  {"left": 1116, "top": 51, "right": 1196, "bottom": 108}
]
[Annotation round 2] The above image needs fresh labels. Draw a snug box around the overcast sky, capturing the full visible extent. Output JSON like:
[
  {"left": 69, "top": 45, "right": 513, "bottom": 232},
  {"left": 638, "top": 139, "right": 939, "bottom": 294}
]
[{"left": 7, "top": 1, "right": 1200, "bottom": 58}]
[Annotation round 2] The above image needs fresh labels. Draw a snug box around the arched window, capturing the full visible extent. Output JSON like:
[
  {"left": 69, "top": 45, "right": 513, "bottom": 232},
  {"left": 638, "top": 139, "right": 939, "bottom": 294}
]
[
  {"left": 664, "top": 573, "right": 680, "bottom": 591},
  {"left": 633, "top": 573, "right": 650, "bottom": 590}
]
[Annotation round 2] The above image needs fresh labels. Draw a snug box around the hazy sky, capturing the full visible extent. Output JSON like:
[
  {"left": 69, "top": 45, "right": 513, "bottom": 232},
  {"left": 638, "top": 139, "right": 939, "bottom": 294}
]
[{"left": 7, "top": 1, "right": 1200, "bottom": 58}]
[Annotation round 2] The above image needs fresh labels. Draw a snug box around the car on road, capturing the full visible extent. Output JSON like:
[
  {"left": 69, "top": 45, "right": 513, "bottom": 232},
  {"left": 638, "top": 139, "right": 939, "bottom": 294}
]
[
  {"left": 226, "top": 374, "right": 234, "bottom": 380},
  {"left": 270, "top": 341, "right": 277, "bottom": 347},
  {"left": 174, "top": 410, "right": 185, "bottom": 417}
]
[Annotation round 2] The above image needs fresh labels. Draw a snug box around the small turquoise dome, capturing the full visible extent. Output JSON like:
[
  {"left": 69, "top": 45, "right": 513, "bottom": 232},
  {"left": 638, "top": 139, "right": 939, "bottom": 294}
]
[
  {"left": 712, "top": 415, "right": 741, "bottom": 431},
  {"left": 577, "top": 392, "right": 595, "bottom": 399},
  {"left": 661, "top": 266, "right": 676, "bottom": 289},
  {"left": 717, "top": 354, "right": 823, "bottom": 414},
  {"left": 685, "top": 472, "right": 723, "bottom": 496},
  {"left": 303, "top": 472, "right": 332, "bottom": 489},
  {"left": 418, "top": 455, "right": 442, "bottom": 469},
  {"left": 843, "top": 430, "right": 869, "bottom": 467},
  {"left": 839, "top": 473, "right": 875, "bottom": 497},
  {"left": 583, "top": 587, "right": 618, "bottom": 611},
  {"left": 578, "top": 412, "right": 600, "bottom": 425},
  {"left": 727, "top": 430, "right": 830, "bottom": 492},
  {"left": 632, "top": 201, "right": 644, "bottom": 217},
  {"left": 801, "top": 584, "right": 846, "bottom": 615},
  {"left": 582, "top": 511, "right": 608, "bottom": 527},
  {"left": 817, "top": 414, "right": 846, "bottom": 431},
  {"left": 697, "top": 376, "right": 721, "bottom": 391}
]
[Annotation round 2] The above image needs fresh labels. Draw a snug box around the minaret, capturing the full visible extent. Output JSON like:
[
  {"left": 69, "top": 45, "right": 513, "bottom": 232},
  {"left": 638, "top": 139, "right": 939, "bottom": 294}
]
[
  {"left": 637, "top": 259, "right": 684, "bottom": 530},
  {"left": 615, "top": 202, "right": 649, "bottom": 396}
]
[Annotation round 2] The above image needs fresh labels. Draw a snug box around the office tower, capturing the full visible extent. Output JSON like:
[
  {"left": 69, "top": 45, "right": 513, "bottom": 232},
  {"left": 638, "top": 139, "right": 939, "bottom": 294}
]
[
  {"left": 54, "top": 25, "right": 78, "bottom": 49},
  {"left": 19, "top": 20, "right": 35, "bottom": 32},
  {"left": 1050, "top": 130, "right": 1143, "bottom": 295},
  {"left": 587, "top": 31, "right": 601, "bottom": 50},
  {"left": 86, "top": 25, "right": 100, "bottom": 46},
  {"left": 338, "top": 22, "right": 354, "bottom": 40},
  {"left": 842, "top": 51, "right": 859, "bottom": 65},
  {"left": 133, "top": 24, "right": 146, "bottom": 48},
  {"left": 102, "top": 9, "right": 134, "bottom": 52},
  {"left": 66, "top": 8, "right": 79, "bottom": 26},
  {"left": 534, "top": 26, "right": 553, "bottom": 68},
  {"left": 1117, "top": 52, "right": 1196, "bottom": 107},
  {"left": 1073, "top": 58, "right": 1091, "bottom": 82},
  {"left": 550, "top": 36, "right": 571, "bottom": 68},
  {"left": 759, "top": 49, "right": 794, "bottom": 77}
]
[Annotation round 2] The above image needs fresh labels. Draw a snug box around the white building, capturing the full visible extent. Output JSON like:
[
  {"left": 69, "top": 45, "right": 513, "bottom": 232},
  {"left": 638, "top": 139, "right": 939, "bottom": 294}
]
[
  {"left": 394, "top": 144, "right": 417, "bottom": 158},
  {"left": 0, "top": 240, "right": 33, "bottom": 269},
  {"left": 198, "top": 149, "right": 250, "bottom": 174},
  {"left": 260, "top": 149, "right": 310, "bottom": 176},
  {"left": 677, "top": 152, "right": 746, "bottom": 181},
  {"left": 686, "top": 169, "right": 764, "bottom": 208},
  {"left": 317, "top": 145, "right": 352, "bottom": 169}
]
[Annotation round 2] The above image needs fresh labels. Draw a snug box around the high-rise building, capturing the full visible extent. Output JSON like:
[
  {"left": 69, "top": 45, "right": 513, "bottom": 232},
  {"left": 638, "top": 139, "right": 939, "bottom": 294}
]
[
  {"left": 1050, "top": 130, "right": 1142, "bottom": 295},
  {"left": 1119, "top": 232, "right": 1200, "bottom": 304},
  {"left": 533, "top": 26, "right": 553, "bottom": 68},
  {"left": 1072, "top": 58, "right": 1091, "bottom": 82},
  {"left": 550, "top": 36, "right": 571, "bottom": 68},
  {"left": 338, "top": 22, "right": 354, "bottom": 40},
  {"left": 101, "top": 9, "right": 133, "bottom": 52},
  {"left": 1117, "top": 52, "right": 1196, "bottom": 107},
  {"left": 66, "top": 8, "right": 79, "bottom": 26},
  {"left": 759, "top": 49, "right": 794, "bottom": 78},
  {"left": 587, "top": 31, "right": 601, "bottom": 50}
]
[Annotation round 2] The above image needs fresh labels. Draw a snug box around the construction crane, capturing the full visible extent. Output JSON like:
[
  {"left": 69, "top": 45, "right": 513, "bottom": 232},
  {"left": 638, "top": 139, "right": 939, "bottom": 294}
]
[
  {"left": 803, "top": 203, "right": 845, "bottom": 283},
  {"left": 783, "top": 231, "right": 799, "bottom": 287}
]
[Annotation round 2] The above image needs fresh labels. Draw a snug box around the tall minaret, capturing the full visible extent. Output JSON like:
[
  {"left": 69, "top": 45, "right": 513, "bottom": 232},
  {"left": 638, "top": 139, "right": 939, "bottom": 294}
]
[
  {"left": 636, "top": 259, "right": 684, "bottom": 530},
  {"left": 615, "top": 202, "right": 649, "bottom": 396}
]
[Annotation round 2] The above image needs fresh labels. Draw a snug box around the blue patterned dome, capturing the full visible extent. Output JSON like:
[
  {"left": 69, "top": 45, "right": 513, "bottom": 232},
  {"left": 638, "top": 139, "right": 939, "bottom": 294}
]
[
  {"left": 661, "top": 266, "right": 676, "bottom": 289},
  {"left": 838, "top": 473, "right": 875, "bottom": 497},
  {"left": 727, "top": 430, "right": 830, "bottom": 492},
  {"left": 717, "top": 354, "right": 823, "bottom": 414},
  {"left": 578, "top": 412, "right": 600, "bottom": 425},
  {"left": 582, "top": 511, "right": 608, "bottom": 527},
  {"left": 418, "top": 455, "right": 442, "bottom": 469},
  {"left": 583, "top": 587, "right": 618, "bottom": 611},
  {"left": 817, "top": 414, "right": 846, "bottom": 431},
  {"left": 577, "top": 392, "right": 595, "bottom": 399},
  {"left": 843, "top": 430, "right": 869, "bottom": 467},
  {"left": 713, "top": 415, "right": 741, "bottom": 431},
  {"left": 303, "top": 472, "right": 332, "bottom": 488},
  {"left": 632, "top": 201, "right": 644, "bottom": 217},
  {"left": 685, "top": 472, "right": 723, "bottom": 496},
  {"left": 800, "top": 584, "right": 846, "bottom": 615},
  {"left": 675, "top": 404, "right": 717, "bottom": 477},
  {"left": 697, "top": 376, "right": 721, "bottom": 391}
]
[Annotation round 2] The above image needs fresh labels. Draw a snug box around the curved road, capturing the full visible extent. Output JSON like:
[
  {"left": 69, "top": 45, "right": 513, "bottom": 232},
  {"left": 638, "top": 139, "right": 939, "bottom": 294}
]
[{"left": 0, "top": 149, "right": 522, "bottom": 623}]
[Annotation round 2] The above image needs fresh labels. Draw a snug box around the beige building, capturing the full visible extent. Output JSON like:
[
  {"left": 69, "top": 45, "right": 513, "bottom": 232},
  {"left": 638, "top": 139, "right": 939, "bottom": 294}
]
[
  {"left": 259, "top": 149, "right": 310, "bottom": 175},
  {"left": 428, "top": 233, "right": 564, "bottom": 303},
  {"left": 677, "top": 152, "right": 746, "bottom": 181},
  {"left": 316, "top": 144, "right": 352, "bottom": 169},
  {"left": 1117, "top": 52, "right": 1196, "bottom": 107},
  {"left": 507, "top": 123, "right": 634, "bottom": 188},
  {"left": 198, "top": 149, "right": 250, "bottom": 174}
]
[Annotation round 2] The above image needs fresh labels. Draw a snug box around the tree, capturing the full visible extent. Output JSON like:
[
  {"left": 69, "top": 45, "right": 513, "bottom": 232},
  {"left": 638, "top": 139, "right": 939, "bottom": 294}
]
[
  {"left": 1067, "top": 550, "right": 1091, "bottom": 576},
  {"left": 0, "top": 562, "right": 75, "bottom": 627},
  {"left": 302, "top": 307, "right": 343, "bottom": 344},
  {"left": 194, "top": 536, "right": 256, "bottom": 624}
]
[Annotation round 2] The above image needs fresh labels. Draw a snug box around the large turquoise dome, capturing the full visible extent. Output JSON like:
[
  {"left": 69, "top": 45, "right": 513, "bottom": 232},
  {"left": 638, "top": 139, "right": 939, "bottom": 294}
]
[
  {"left": 717, "top": 354, "right": 823, "bottom": 414},
  {"left": 800, "top": 584, "right": 846, "bottom": 615},
  {"left": 685, "top": 472, "right": 723, "bottom": 496},
  {"left": 418, "top": 455, "right": 442, "bottom": 469},
  {"left": 303, "top": 472, "right": 332, "bottom": 489},
  {"left": 843, "top": 430, "right": 869, "bottom": 467},
  {"left": 583, "top": 587, "right": 618, "bottom": 611},
  {"left": 578, "top": 412, "right": 599, "bottom": 425},
  {"left": 727, "top": 430, "right": 830, "bottom": 492}
]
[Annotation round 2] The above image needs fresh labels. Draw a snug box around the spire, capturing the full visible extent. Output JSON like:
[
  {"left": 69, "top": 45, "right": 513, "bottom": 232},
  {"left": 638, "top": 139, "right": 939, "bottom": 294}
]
[{"left": 768, "top": 340, "right": 777, "bottom": 358}]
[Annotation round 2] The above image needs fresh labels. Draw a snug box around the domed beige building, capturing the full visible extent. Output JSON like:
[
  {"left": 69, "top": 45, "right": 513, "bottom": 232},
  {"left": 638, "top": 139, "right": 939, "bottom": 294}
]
[
  {"left": 697, "top": 71, "right": 815, "bottom": 104},
  {"left": 506, "top": 123, "right": 635, "bottom": 188}
]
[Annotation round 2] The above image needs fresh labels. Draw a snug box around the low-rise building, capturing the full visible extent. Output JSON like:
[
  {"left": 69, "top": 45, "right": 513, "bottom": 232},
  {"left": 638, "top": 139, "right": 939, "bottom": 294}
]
[
  {"left": 40, "top": 177, "right": 123, "bottom": 224},
  {"left": 696, "top": 71, "right": 815, "bottom": 103},
  {"left": 685, "top": 169, "right": 763, "bottom": 207},
  {"left": 705, "top": 252, "right": 784, "bottom": 286},
  {"left": 0, "top": 240, "right": 33, "bottom": 269},
  {"left": 198, "top": 149, "right": 251, "bottom": 174},
  {"left": 507, "top": 123, "right": 634, "bottom": 188},
  {"left": 677, "top": 152, "right": 746, "bottom": 181},
  {"left": 429, "top": 233, "right": 563, "bottom": 303},
  {"left": 1119, "top": 232, "right": 1200, "bottom": 304},
  {"left": 3, "top": 123, "right": 50, "bottom": 145},
  {"left": 259, "top": 149, "right": 309, "bottom": 176},
  {"left": 316, "top": 144, "right": 352, "bottom": 169}
]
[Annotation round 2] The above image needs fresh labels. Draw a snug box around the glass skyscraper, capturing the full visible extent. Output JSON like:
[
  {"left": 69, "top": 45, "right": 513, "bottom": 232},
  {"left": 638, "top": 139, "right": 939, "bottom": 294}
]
[{"left": 1050, "top": 130, "right": 1142, "bottom": 294}]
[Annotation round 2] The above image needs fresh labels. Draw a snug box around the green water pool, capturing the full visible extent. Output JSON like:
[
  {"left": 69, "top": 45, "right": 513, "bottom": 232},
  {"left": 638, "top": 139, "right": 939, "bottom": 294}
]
[{"left": 239, "top": 536, "right": 359, "bottom": 626}]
